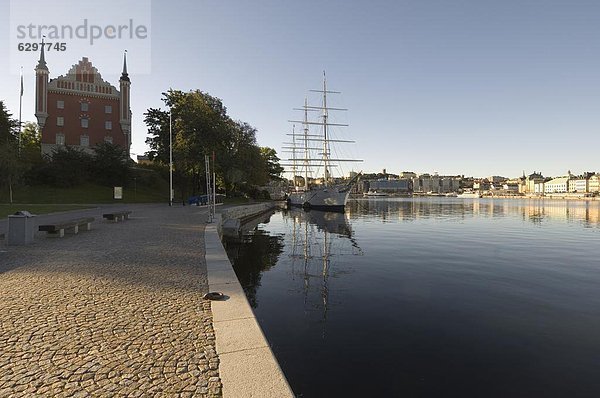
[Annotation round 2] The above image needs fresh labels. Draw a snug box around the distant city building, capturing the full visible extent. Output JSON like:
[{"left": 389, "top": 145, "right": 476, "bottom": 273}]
[
  {"left": 488, "top": 176, "right": 506, "bottom": 184},
  {"left": 400, "top": 171, "right": 417, "bottom": 179},
  {"left": 473, "top": 179, "right": 491, "bottom": 191},
  {"left": 502, "top": 183, "right": 520, "bottom": 193},
  {"left": 534, "top": 182, "right": 545, "bottom": 194},
  {"left": 35, "top": 45, "right": 131, "bottom": 156},
  {"left": 412, "top": 174, "right": 461, "bottom": 193},
  {"left": 569, "top": 178, "right": 588, "bottom": 193},
  {"left": 521, "top": 172, "right": 545, "bottom": 194},
  {"left": 366, "top": 179, "right": 412, "bottom": 194},
  {"left": 544, "top": 177, "right": 569, "bottom": 194},
  {"left": 589, "top": 174, "right": 600, "bottom": 193}
]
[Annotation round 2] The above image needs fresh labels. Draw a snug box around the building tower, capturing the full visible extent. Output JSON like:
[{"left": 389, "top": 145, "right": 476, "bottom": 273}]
[
  {"left": 35, "top": 39, "right": 49, "bottom": 129},
  {"left": 119, "top": 51, "right": 132, "bottom": 154}
]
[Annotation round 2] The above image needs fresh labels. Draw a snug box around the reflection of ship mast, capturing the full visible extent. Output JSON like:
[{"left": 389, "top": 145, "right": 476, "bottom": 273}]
[{"left": 286, "top": 209, "right": 359, "bottom": 338}]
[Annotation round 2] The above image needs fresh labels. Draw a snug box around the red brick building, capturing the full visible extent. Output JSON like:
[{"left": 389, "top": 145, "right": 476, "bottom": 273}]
[{"left": 35, "top": 45, "right": 131, "bottom": 156}]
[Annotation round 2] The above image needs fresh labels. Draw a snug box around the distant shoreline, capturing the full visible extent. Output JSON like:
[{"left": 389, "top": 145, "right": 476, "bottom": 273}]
[{"left": 353, "top": 194, "right": 599, "bottom": 202}]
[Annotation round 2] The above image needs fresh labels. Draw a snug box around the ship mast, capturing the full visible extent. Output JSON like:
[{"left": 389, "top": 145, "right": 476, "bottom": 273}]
[
  {"left": 322, "top": 72, "right": 330, "bottom": 187},
  {"left": 303, "top": 97, "right": 309, "bottom": 192},
  {"left": 291, "top": 124, "right": 298, "bottom": 190},
  {"left": 285, "top": 73, "right": 362, "bottom": 187}
]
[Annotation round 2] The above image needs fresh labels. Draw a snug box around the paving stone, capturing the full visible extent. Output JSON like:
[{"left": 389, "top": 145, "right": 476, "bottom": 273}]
[{"left": 0, "top": 205, "right": 222, "bottom": 397}]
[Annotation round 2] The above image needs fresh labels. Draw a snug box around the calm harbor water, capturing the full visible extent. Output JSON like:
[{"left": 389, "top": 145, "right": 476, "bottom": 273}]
[{"left": 223, "top": 198, "right": 600, "bottom": 397}]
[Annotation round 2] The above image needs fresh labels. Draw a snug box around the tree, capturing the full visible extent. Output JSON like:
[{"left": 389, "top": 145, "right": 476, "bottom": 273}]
[
  {"left": 0, "top": 101, "right": 20, "bottom": 202},
  {"left": 260, "top": 147, "right": 284, "bottom": 181},
  {"left": 144, "top": 89, "right": 272, "bottom": 198},
  {"left": 0, "top": 101, "right": 19, "bottom": 144},
  {"left": 19, "top": 122, "right": 42, "bottom": 165},
  {"left": 91, "top": 142, "right": 131, "bottom": 186},
  {"left": 40, "top": 146, "right": 93, "bottom": 187}
]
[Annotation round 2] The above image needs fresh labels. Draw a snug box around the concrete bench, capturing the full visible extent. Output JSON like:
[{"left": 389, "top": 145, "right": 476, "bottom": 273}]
[
  {"left": 38, "top": 217, "right": 95, "bottom": 238},
  {"left": 103, "top": 211, "right": 132, "bottom": 222}
]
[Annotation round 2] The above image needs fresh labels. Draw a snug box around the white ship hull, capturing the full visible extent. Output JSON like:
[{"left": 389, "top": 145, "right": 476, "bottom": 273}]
[{"left": 288, "top": 187, "right": 350, "bottom": 212}]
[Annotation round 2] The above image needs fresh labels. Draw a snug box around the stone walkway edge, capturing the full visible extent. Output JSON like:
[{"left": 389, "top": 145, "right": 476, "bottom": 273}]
[{"left": 205, "top": 214, "right": 294, "bottom": 398}]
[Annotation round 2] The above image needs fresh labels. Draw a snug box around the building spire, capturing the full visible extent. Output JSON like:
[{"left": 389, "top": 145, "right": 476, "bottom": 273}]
[
  {"left": 36, "top": 37, "right": 47, "bottom": 70},
  {"left": 120, "top": 50, "right": 130, "bottom": 82}
]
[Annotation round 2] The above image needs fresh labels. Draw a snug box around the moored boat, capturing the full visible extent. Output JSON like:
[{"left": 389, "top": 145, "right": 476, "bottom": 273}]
[{"left": 457, "top": 190, "right": 482, "bottom": 198}]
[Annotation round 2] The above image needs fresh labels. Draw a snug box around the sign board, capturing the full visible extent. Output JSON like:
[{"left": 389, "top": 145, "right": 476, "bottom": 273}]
[{"left": 114, "top": 186, "right": 123, "bottom": 200}]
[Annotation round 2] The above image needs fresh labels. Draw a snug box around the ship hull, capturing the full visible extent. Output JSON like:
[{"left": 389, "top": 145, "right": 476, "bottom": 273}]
[{"left": 287, "top": 187, "right": 350, "bottom": 212}]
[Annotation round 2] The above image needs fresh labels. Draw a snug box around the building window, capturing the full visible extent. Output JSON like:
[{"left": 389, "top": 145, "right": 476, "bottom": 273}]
[
  {"left": 81, "top": 118, "right": 89, "bottom": 128},
  {"left": 104, "top": 136, "right": 113, "bottom": 144},
  {"left": 56, "top": 133, "right": 65, "bottom": 145},
  {"left": 80, "top": 135, "right": 89, "bottom": 147},
  {"left": 57, "top": 100, "right": 64, "bottom": 109},
  {"left": 105, "top": 105, "right": 112, "bottom": 114},
  {"left": 81, "top": 102, "right": 89, "bottom": 111},
  {"left": 105, "top": 121, "right": 112, "bottom": 130},
  {"left": 57, "top": 117, "right": 64, "bottom": 126}
]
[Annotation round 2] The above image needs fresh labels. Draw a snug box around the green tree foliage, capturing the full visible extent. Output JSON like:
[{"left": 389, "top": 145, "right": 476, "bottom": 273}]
[
  {"left": 91, "top": 142, "right": 131, "bottom": 186},
  {"left": 260, "top": 147, "right": 284, "bottom": 181},
  {"left": 0, "top": 102, "right": 21, "bottom": 200},
  {"left": 145, "top": 89, "right": 283, "bottom": 197},
  {"left": 0, "top": 101, "right": 19, "bottom": 144},
  {"left": 36, "top": 146, "right": 93, "bottom": 188}
]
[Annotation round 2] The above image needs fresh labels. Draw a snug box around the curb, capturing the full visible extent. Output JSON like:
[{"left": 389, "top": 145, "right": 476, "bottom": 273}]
[{"left": 204, "top": 215, "right": 294, "bottom": 398}]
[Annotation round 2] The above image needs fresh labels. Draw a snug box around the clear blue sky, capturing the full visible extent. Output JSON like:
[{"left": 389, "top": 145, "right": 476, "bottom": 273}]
[{"left": 2, "top": 0, "right": 599, "bottom": 178}]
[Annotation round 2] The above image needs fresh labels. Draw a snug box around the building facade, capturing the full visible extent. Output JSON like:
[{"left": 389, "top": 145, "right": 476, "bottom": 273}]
[
  {"left": 412, "top": 174, "right": 462, "bottom": 194},
  {"left": 589, "top": 174, "right": 600, "bottom": 193},
  {"left": 569, "top": 178, "right": 588, "bottom": 193},
  {"left": 35, "top": 45, "right": 131, "bottom": 156},
  {"left": 544, "top": 177, "right": 569, "bottom": 194},
  {"left": 366, "top": 179, "right": 412, "bottom": 194}
]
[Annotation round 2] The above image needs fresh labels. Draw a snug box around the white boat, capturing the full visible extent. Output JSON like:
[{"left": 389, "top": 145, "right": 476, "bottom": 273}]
[
  {"left": 457, "top": 190, "right": 481, "bottom": 198},
  {"left": 445, "top": 192, "right": 458, "bottom": 197},
  {"left": 283, "top": 73, "right": 362, "bottom": 212},
  {"left": 363, "top": 190, "right": 389, "bottom": 197}
]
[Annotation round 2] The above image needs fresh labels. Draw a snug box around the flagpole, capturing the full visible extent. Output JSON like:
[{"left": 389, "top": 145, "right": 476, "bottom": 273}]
[
  {"left": 18, "top": 66, "right": 23, "bottom": 155},
  {"left": 169, "top": 109, "right": 173, "bottom": 207}
]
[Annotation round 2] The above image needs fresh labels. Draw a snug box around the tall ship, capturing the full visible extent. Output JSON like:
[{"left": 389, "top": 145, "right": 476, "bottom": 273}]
[{"left": 283, "top": 73, "right": 361, "bottom": 212}]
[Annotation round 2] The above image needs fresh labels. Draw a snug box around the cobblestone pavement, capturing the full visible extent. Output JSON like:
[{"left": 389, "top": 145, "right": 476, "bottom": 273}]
[{"left": 0, "top": 204, "right": 221, "bottom": 397}]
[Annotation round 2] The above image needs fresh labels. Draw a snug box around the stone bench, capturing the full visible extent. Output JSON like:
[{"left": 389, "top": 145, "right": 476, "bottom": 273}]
[
  {"left": 103, "top": 211, "right": 132, "bottom": 222},
  {"left": 38, "top": 217, "right": 95, "bottom": 238}
]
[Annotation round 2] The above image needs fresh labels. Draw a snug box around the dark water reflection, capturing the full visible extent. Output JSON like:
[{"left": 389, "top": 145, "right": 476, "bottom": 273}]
[{"left": 224, "top": 198, "right": 600, "bottom": 397}]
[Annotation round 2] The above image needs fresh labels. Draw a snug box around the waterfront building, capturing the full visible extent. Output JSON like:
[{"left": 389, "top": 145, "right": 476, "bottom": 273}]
[
  {"left": 35, "top": 45, "right": 132, "bottom": 156},
  {"left": 502, "top": 183, "right": 520, "bottom": 193},
  {"left": 473, "top": 179, "right": 491, "bottom": 192},
  {"left": 412, "top": 173, "right": 461, "bottom": 194},
  {"left": 534, "top": 182, "right": 545, "bottom": 194},
  {"left": 544, "top": 177, "right": 569, "bottom": 194},
  {"left": 569, "top": 178, "right": 588, "bottom": 193},
  {"left": 520, "top": 172, "right": 545, "bottom": 194},
  {"left": 366, "top": 179, "right": 412, "bottom": 194},
  {"left": 589, "top": 174, "right": 600, "bottom": 193}
]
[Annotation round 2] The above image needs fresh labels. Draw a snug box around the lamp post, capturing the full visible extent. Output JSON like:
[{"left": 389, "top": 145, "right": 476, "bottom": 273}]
[{"left": 169, "top": 109, "right": 173, "bottom": 206}]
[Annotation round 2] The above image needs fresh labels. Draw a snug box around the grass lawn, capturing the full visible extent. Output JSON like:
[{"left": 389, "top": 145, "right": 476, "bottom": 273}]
[
  {"left": 0, "top": 183, "right": 168, "bottom": 204},
  {"left": 0, "top": 204, "right": 95, "bottom": 219}
]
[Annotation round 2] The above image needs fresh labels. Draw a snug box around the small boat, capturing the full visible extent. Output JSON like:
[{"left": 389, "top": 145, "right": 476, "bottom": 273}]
[
  {"left": 445, "top": 192, "right": 458, "bottom": 197},
  {"left": 363, "top": 190, "right": 388, "bottom": 197},
  {"left": 457, "top": 190, "right": 481, "bottom": 198}
]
